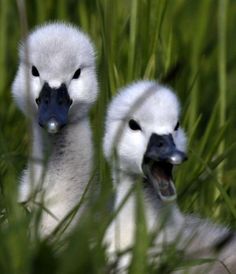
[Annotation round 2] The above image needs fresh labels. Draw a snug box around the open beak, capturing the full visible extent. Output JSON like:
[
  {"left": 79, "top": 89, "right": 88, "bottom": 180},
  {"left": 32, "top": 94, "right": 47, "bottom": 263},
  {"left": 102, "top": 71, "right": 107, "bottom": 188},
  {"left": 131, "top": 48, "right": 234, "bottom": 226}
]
[
  {"left": 142, "top": 133, "right": 187, "bottom": 202},
  {"left": 36, "top": 83, "right": 73, "bottom": 134}
]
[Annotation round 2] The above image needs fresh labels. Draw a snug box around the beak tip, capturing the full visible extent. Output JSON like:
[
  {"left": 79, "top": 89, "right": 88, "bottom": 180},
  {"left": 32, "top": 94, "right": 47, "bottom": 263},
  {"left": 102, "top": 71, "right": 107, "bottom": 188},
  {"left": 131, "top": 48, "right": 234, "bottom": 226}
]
[
  {"left": 47, "top": 119, "right": 59, "bottom": 134},
  {"left": 169, "top": 152, "right": 187, "bottom": 165}
]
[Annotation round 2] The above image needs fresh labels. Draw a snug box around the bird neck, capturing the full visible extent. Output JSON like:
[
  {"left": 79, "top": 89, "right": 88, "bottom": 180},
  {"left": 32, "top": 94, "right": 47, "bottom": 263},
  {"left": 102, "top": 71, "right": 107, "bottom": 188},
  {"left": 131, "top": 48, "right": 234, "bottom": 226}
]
[
  {"left": 29, "top": 117, "right": 93, "bottom": 185},
  {"left": 112, "top": 168, "right": 182, "bottom": 229}
]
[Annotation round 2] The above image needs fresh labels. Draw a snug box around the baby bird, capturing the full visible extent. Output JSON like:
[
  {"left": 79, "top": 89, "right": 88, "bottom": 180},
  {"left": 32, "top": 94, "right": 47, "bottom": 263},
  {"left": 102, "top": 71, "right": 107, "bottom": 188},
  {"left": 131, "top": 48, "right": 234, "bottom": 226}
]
[
  {"left": 12, "top": 22, "right": 98, "bottom": 236},
  {"left": 103, "top": 80, "right": 236, "bottom": 273}
]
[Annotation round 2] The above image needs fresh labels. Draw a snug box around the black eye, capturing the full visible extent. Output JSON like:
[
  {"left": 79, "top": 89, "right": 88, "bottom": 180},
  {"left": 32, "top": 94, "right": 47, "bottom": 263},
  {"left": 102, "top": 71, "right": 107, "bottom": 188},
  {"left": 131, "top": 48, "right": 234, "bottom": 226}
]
[
  {"left": 72, "top": 68, "right": 81, "bottom": 79},
  {"left": 174, "top": 121, "right": 180, "bottom": 131},
  {"left": 32, "top": 66, "right": 40, "bottom": 77},
  {"left": 129, "top": 119, "right": 142, "bottom": 131}
]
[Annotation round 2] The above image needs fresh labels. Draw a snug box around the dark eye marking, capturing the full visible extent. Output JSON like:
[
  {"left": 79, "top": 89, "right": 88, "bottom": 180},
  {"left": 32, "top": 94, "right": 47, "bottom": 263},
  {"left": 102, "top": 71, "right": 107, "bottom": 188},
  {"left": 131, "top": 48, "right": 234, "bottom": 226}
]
[
  {"left": 32, "top": 66, "right": 40, "bottom": 77},
  {"left": 35, "top": 98, "right": 40, "bottom": 105},
  {"left": 128, "top": 119, "right": 142, "bottom": 131},
  {"left": 174, "top": 121, "right": 180, "bottom": 131},
  {"left": 72, "top": 68, "right": 81, "bottom": 79}
]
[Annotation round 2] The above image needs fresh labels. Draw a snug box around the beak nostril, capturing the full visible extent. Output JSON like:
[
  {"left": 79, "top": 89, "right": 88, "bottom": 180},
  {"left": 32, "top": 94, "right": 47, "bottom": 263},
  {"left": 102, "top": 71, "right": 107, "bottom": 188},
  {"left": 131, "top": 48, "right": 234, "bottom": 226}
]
[
  {"left": 44, "top": 99, "right": 49, "bottom": 105},
  {"left": 58, "top": 99, "right": 63, "bottom": 105},
  {"left": 158, "top": 142, "right": 164, "bottom": 148}
]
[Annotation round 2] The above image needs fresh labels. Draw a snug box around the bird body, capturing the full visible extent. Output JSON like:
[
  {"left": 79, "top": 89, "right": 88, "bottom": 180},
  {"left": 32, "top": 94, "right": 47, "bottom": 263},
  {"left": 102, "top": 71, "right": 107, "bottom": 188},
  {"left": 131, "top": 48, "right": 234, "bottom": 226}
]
[
  {"left": 103, "top": 81, "right": 236, "bottom": 273},
  {"left": 12, "top": 22, "right": 98, "bottom": 236},
  {"left": 19, "top": 118, "right": 93, "bottom": 234}
]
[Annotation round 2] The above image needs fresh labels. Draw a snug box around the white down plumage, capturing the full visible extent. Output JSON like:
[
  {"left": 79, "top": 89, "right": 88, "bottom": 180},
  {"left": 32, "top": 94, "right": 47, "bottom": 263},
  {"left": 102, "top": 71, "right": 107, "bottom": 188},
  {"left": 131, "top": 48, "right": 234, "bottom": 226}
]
[
  {"left": 12, "top": 22, "right": 98, "bottom": 236},
  {"left": 103, "top": 81, "right": 236, "bottom": 274}
]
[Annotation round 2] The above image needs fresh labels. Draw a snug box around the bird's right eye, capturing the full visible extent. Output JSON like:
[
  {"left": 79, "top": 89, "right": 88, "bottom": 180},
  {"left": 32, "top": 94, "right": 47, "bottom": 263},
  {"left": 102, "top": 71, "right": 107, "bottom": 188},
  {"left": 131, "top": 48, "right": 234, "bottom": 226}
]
[
  {"left": 72, "top": 68, "right": 81, "bottom": 79},
  {"left": 174, "top": 121, "right": 180, "bottom": 131},
  {"left": 32, "top": 66, "right": 40, "bottom": 77},
  {"left": 129, "top": 119, "right": 142, "bottom": 131}
]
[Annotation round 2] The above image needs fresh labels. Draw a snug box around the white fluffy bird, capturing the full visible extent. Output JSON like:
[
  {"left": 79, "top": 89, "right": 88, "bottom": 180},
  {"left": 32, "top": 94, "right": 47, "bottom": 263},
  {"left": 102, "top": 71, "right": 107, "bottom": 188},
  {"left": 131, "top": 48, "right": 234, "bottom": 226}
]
[
  {"left": 12, "top": 22, "right": 98, "bottom": 236},
  {"left": 103, "top": 81, "right": 236, "bottom": 273}
]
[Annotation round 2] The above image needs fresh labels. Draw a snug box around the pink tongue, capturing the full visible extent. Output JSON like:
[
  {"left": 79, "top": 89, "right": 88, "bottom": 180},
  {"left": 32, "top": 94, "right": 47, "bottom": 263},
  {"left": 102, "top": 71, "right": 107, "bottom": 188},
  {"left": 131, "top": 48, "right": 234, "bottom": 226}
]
[{"left": 152, "top": 164, "right": 169, "bottom": 180}]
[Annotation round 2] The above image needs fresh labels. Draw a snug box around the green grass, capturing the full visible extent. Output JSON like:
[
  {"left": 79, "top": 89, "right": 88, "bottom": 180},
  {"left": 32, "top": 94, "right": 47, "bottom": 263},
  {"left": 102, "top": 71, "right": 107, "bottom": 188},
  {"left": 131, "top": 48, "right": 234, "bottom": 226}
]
[{"left": 0, "top": 0, "right": 236, "bottom": 273}]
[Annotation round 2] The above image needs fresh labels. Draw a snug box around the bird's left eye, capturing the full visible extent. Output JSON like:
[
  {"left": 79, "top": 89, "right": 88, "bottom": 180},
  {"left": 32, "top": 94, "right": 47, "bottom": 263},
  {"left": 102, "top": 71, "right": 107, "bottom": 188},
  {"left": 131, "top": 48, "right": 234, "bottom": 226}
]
[
  {"left": 72, "top": 68, "right": 81, "bottom": 79},
  {"left": 174, "top": 121, "right": 180, "bottom": 131},
  {"left": 32, "top": 66, "right": 40, "bottom": 77},
  {"left": 129, "top": 119, "right": 142, "bottom": 131}
]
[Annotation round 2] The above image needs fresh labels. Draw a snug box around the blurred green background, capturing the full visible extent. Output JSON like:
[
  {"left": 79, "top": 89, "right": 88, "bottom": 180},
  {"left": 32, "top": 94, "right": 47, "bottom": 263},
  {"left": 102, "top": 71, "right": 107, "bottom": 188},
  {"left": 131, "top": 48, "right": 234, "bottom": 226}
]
[{"left": 0, "top": 0, "right": 236, "bottom": 273}]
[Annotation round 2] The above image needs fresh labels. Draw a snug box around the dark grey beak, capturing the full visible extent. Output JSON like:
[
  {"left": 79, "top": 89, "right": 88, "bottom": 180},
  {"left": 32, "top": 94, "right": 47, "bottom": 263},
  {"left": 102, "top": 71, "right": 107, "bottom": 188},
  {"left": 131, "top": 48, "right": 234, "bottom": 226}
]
[
  {"left": 36, "top": 83, "right": 73, "bottom": 134},
  {"left": 144, "top": 133, "right": 187, "bottom": 165},
  {"left": 142, "top": 133, "right": 187, "bottom": 202}
]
